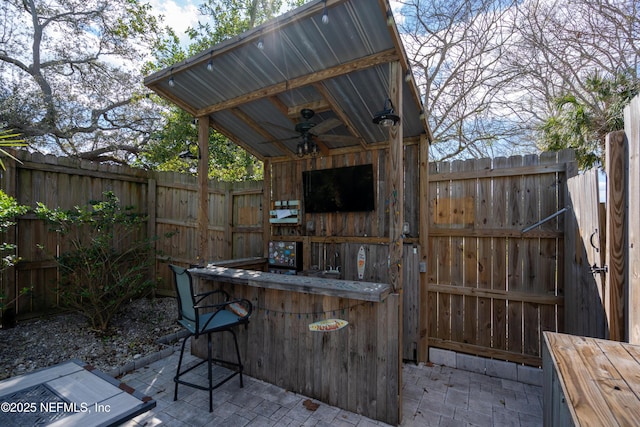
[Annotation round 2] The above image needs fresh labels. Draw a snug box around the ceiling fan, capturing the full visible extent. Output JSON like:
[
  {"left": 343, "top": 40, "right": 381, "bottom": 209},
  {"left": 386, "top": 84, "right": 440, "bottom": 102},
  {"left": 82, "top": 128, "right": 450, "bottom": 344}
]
[
  {"left": 263, "top": 108, "right": 350, "bottom": 156},
  {"left": 294, "top": 108, "right": 324, "bottom": 156}
]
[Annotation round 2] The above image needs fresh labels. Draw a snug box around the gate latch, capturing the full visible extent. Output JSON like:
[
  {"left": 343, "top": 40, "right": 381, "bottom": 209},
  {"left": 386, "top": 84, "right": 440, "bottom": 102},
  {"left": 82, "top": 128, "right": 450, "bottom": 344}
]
[{"left": 590, "top": 263, "right": 608, "bottom": 274}]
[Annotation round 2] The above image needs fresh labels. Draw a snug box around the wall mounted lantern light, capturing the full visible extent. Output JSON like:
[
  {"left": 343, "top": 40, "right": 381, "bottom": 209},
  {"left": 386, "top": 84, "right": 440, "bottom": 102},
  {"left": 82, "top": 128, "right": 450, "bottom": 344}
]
[
  {"left": 372, "top": 98, "right": 400, "bottom": 127},
  {"left": 179, "top": 142, "right": 200, "bottom": 160}
]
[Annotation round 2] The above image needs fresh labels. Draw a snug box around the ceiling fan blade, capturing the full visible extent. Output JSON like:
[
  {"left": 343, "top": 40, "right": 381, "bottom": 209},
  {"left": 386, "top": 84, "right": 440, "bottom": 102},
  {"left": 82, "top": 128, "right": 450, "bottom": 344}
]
[
  {"left": 309, "top": 118, "right": 342, "bottom": 135},
  {"left": 259, "top": 136, "right": 300, "bottom": 144},
  {"left": 262, "top": 121, "right": 298, "bottom": 134},
  {"left": 316, "top": 134, "right": 360, "bottom": 144}
]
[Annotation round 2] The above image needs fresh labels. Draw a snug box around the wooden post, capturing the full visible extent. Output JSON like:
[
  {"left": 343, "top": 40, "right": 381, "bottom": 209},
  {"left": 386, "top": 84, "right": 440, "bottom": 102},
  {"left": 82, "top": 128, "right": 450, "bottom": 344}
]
[
  {"left": 605, "top": 130, "right": 627, "bottom": 341},
  {"left": 147, "top": 178, "right": 157, "bottom": 292},
  {"left": 418, "top": 133, "right": 429, "bottom": 362},
  {"left": 388, "top": 61, "right": 403, "bottom": 293},
  {"left": 625, "top": 96, "right": 640, "bottom": 344},
  {"left": 197, "top": 116, "right": 210, "bottom": 263},
  {"left": 263, "top": 159, "right": 271, "bottom": 259},
  {"left": 387, "top": 60, "right": 403, "bottom": 424}
]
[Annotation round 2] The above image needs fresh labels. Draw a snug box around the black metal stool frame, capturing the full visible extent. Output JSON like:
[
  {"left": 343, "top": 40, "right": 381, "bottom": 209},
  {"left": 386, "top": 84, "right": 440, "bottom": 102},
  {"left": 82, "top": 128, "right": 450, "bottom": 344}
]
[{"left": 169, "top": 264, "right": 252, "bottom": 412}]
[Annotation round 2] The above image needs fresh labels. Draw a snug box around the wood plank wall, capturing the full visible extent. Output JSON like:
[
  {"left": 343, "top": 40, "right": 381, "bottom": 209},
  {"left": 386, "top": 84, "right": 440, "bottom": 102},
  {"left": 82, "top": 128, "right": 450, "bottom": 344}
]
[
  {"left": 427, "top": 150, "right": 576, "bottom": 366},
  {"left": 267, "top": 147, "right": 422, "bottom": 363},
  {"left": 1, "top": 151, "right": 263, "bottom": 315},
  {"left": 194, "top": 281, "right": 401, "bottom": 425},
  {"left": 565, "top": 168, "right": 607, "bottom": 339}
]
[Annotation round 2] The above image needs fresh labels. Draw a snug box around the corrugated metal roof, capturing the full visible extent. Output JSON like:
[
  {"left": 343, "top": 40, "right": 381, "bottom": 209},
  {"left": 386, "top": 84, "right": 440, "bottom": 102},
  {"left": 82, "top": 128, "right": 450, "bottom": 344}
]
[{"left": 144, "top": 0, "right": 431, "bottom": 161}]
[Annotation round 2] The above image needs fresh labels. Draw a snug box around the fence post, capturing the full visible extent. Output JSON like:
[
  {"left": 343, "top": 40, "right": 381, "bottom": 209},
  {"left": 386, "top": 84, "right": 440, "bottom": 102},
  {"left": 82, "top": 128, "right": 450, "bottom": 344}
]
[
  {"left": 197, "top": 116, "right": 210, "bottom": 262},
  {"left": 147, "top": 177, "right": 157, "bottom": 293},
  {"left": 605, "top": 130, "right": 627, "bottom": 342},
  {"left": 625, "top": 96, "right": 640, "bottom": 344}
]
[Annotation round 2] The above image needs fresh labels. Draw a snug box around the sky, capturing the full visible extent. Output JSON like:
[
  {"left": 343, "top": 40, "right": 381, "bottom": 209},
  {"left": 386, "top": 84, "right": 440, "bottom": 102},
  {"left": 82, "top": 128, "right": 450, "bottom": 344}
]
[{"left": 148, "top": 0, "right": 200, "bottom": 47}]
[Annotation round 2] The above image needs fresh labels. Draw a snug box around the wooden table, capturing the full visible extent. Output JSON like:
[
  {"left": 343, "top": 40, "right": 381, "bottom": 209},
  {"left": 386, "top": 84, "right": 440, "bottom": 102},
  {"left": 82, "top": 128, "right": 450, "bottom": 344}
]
[
  {"left": 189, "top": 265, "right": 400, "bottom": 426},
  {"left": 0, "top": 359, "right": 154, "bottom": 427},
  {"left": 543, "top": 331, "right": 640, "bottom": 426}
]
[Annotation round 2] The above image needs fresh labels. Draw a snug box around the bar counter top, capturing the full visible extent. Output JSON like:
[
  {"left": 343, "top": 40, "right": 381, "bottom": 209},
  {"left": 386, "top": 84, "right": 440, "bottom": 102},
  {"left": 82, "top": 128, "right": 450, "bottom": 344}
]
[{"left": 189, "top": 265, "right": 391, "bottom": 302}]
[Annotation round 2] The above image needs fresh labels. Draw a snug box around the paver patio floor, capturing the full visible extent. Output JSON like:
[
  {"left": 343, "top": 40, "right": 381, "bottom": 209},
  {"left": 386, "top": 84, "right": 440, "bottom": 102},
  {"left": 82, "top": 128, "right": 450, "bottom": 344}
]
[{"left": 120, "top": 341, "right": 543, "bottom": 427}]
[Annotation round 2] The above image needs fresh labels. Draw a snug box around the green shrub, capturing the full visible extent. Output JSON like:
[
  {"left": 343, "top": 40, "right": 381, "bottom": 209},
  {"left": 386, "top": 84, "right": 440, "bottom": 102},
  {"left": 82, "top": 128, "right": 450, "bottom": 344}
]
[
  {"left": 0, "top": 190, "right": 29, "bottom": 315},
  {"left": 35, "top": 191, "right": 159, "bottom": 331}
]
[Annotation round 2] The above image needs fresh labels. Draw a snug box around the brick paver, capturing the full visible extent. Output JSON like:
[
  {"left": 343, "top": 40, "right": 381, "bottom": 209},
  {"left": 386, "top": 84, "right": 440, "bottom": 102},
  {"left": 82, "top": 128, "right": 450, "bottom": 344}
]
[{"left": 120, "top": 341, "right": 542, "bottom": 426}]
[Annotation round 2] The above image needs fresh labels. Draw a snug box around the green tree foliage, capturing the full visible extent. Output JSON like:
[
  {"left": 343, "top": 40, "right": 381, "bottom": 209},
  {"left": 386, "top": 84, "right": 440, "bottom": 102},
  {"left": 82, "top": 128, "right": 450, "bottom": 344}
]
[
  {"left": 0, "top": 191, "right": 28, "bottom": 271},
  {"left": 136, "top": 109, "right": 262, "bottom": 181},
  {"left": 34, "top": 192, "right": 161, "bottom": 331},
  {"left": 140, "top": 0, "right": 305, "bottom": 181},
  {"left": 540, "top": 70, "right": 640, "bottom": 170}
]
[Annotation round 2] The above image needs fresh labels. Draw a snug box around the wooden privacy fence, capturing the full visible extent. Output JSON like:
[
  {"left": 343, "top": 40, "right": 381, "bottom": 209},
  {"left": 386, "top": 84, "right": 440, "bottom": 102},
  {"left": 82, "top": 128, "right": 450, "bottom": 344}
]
[
  {"left": 6, "top": 145, "right": 628, "bottom": 368},
  {"left": 563, "top": 95, "right": 640, "bottom": 345},
  {"left": 426, "top": 150, "right": 576, "bottom": 366},
  {"left": 0, "top": 151, "right": 263, "bottom": 317}
]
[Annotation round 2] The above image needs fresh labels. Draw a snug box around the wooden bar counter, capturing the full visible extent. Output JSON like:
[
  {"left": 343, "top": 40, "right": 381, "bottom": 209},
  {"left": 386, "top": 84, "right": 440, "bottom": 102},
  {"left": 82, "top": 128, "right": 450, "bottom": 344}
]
[
  {"left": 543, "top": 331, "right": 640, "bottom": 426},
  {"left": 188, "top": 265, "right": 401, "bottom": 425}
]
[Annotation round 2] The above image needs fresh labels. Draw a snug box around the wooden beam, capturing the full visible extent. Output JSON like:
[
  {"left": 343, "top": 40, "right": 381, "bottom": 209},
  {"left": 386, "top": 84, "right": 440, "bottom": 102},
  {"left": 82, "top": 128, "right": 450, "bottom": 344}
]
[
  {"left": 428, "top": 163, "right": 568, "bottom": 182},
  {"left": 147, "top": 178, "right": 157, "bottom": 290},
  {"left": 209, "top": 120, "right": 267, "bottom": 161},
  {"left": 428, "top": 283, "right": 564, "bottom": 305},
  {"left": 605, "top": 130, "right": 627, "bottom": 342},
  {"left": 388, "top": 61, "right": 403, "bottom": 294},
  {"left": 625, "top": 96, "right": 640, "bottom": 343},
  {"left": 197, "top": 115, "right": 210, "bottom": 263},
  {"left": 196, "top": 49, "right": 400, "bottom": 117},
  {"left": 387, "top": 61, "right": 403, "bottom": 426},
  {"left": 229, "top": 108, "right": 297, "bottom": 160},
  {"left": 418, "top": 133, "right": 429, "bottom": 363},
  {"left": 263, "top": 159, "right": 272, "bottom": 258},
  {"left": 312, "top": 82, "right": 366, "bottom": 150}
]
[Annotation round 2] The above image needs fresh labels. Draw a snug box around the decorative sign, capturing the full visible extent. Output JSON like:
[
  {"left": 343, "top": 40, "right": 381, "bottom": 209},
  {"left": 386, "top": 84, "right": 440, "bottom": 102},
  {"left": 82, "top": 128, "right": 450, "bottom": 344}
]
[
  {"left": 308, "top": 319, "right": 348, "bottom": 332},
  {"left": 357, "top": 245, "right": 366, "bottom": 279}
]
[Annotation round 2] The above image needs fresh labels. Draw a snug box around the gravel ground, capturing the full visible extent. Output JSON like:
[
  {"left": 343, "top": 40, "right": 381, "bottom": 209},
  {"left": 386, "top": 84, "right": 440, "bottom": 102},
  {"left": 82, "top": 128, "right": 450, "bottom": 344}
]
[{"left": 0, "top": 297, "right": 182, "bottom": 381}]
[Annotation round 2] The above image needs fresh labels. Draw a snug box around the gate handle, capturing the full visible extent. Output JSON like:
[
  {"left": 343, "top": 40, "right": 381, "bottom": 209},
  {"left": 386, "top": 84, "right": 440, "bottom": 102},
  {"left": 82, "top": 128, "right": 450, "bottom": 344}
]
[{"left": 590, "top": 230, "right": 599, "bottom": 252}]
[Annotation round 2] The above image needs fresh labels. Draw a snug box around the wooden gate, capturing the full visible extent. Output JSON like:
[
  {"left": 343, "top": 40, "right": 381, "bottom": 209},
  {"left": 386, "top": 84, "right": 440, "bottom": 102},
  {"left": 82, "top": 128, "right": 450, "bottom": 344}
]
[
  {"left": 565, "top": 168, "right": 607, "bottom": 339},
  {"left": 426, "top": 151, "right": 576, "bottom": 366}
]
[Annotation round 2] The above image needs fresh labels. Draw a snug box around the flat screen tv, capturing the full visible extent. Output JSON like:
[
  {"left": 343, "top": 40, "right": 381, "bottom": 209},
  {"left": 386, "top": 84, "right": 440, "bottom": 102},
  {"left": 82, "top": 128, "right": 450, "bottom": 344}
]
[{"left": 302, "top": 164, "right": 375, "bottom": 213}]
